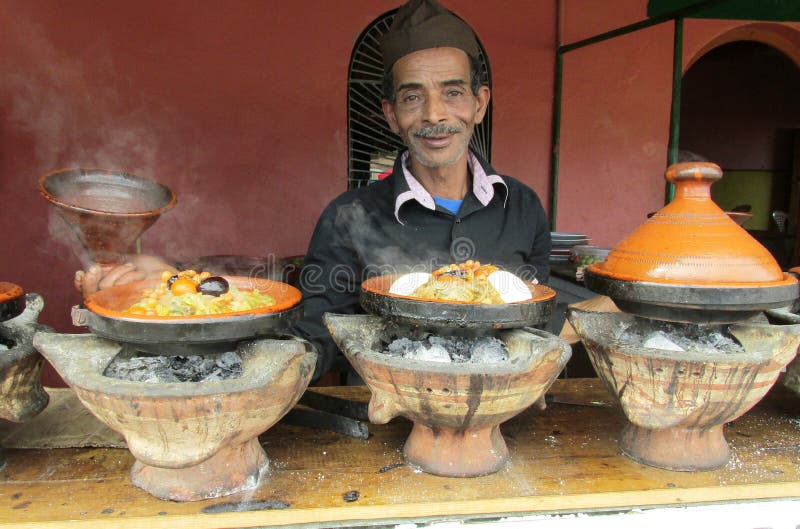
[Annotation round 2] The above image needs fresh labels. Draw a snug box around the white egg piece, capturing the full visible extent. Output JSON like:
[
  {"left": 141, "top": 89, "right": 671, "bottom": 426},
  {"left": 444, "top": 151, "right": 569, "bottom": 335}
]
[
  {"left": 487, "top": 270, "right": 532, "bottom": 303},
  {"left": 389, "top": 272, "right": 432, "bottom": 296}
]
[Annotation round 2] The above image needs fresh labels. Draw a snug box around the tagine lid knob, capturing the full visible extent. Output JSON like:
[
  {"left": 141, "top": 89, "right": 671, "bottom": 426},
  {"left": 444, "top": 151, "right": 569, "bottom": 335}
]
[
  {"left": 665, "top": 161, "right": 723, "bottom": 184},
  {"left": 588, "top": 162, "right": 788, "bottom": 286}
]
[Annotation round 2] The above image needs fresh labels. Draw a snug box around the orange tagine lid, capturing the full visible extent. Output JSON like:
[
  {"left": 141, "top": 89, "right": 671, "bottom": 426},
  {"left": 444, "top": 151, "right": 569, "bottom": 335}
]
[
  {"left": 0, "top": 282, "right": 26, "bottom": 323},
  {"left": 584, "top": 162, "right": 798, "bottom": 323},
  {"left": 590, "top": 162, "right": 791, "bottom": 286}
]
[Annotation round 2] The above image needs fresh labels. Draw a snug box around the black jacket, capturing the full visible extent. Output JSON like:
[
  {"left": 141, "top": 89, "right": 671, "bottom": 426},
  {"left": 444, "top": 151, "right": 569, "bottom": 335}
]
[{"left": 294, "top": 149, "right": 552, "bottom": 379}]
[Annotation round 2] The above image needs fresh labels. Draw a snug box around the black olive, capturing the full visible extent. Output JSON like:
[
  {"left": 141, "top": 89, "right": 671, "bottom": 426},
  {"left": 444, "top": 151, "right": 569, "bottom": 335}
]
[
  {"left": 199, "top": 276, "right": 229, "bottom": 297},
  {"left": 166, "top": 274, "right": 180, "bottom": 288}
]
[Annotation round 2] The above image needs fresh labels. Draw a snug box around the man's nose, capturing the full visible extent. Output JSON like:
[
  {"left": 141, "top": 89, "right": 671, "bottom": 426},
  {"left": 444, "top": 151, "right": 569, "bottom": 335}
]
[{"left": 422, "top": 93, "right": 447, "bottom": 123}]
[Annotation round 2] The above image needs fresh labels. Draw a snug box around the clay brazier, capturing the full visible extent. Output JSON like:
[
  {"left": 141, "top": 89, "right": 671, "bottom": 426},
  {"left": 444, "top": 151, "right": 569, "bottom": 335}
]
[
  {"left": 33, "top": 333, "right": 315, "bottom": 501},
  {"left": 568, "top": 308, "right": 799, "bottom": 471},
  {"left": 0, "top": 293, "right": 50, "bottom": 423},
  {"left": 325, "top": 313, "right": 570, "bottom": 477},
  {"left": 38, "top": 168, "right": 176, "bottom": 264},
  {"left": 764, "top": 304, "right": 800, "bottom": 396}
]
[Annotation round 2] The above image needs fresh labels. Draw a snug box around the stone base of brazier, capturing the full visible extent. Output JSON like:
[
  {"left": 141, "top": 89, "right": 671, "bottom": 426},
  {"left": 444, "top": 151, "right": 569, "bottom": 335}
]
[
  {"left": 620, "top": 423, "right": 729, "bottom": 471},
  {"left": 131, "top": 437, "right": 268, "bottom": 501},
  {"left": 404, "top": 423, "right": 508, "bottom": 477}
]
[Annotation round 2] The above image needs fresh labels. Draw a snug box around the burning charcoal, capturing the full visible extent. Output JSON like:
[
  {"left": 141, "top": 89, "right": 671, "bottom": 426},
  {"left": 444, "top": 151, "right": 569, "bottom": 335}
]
[
  {"left": 213, "top": 352, "right": 243, "bottom": 380},
  {"left": 386, "top": 337, "right": 414, "bottom": 356},
  {"left": 203, "top": 370, "right": 225, "bottom": 382},
  {"left": 699, "top": 331, "right": 743, "bottom": 353},
  {"left": 146, "top": 368, "right": 180, "bottom": 383},
  {"left": 469, "top": 337, "right": 508, "bottom": 364},
  {"left": 381, "top": 335, "right": 511, "bottom": 364},
  {"left": 216, "top": 351, "right": 241, "bottom": 370},
  {"left": 450, "top": 337, "right": 472, "bottom": 362},
  {"left": 642, "top": 331, "right": 685, "bottom": 352},
  {"left": 105, "top": 351, "right": 244, "bottom": 383},
  {"left": 427, "top": 336, "right": 449, "bottom": 347},
  {"left": 448, "top": 345, "right": 471, "bottom": 363},
  {"left": 429, "top": 335, "right": 471, "bottom": 363},
  {"left": 169, "top": 356, "right": 195, "bottom": 381},
  {"left": 195, "top": 357, "right": 219, "bottom": 381},
  {"left": 617, "top": 320, "right": 743, "bottom": 355},
  {"left": 403, "top": 342, "right": 451, "bottom": 363}
]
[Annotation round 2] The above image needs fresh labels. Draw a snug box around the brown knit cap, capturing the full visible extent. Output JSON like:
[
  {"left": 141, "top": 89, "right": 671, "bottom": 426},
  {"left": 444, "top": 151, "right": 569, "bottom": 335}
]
[{"left": 381, "top": 0, "right": 480, "bottom": 71}]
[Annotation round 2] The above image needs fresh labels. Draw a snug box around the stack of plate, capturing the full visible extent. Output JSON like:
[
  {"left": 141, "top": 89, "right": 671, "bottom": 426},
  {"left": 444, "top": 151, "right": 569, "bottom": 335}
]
[{"left": 550, "top": 232, "right": 590, "bottom": 264}]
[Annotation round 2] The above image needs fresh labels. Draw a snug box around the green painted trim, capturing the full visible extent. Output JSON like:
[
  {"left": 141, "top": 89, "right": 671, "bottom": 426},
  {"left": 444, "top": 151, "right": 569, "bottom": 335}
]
[
  {"left": 648, "top": 0, "right": 800, "bottom": 22},
  {"left": 559, "top": 0, "right": 726, "bottom": 54},
  {"left": 666, "top": 17, "right": 683, "bottom": 204}
]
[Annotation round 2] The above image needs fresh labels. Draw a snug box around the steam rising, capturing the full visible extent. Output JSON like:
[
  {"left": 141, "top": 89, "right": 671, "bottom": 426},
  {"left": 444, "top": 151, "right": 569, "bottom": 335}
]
[{"left": 1, "top": 13, "right": 201, "bottom": 263}]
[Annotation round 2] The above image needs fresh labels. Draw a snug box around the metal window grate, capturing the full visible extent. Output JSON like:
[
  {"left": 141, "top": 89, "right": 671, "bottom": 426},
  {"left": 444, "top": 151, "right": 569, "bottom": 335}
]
[{"left": 347, "top": 9, "right": 493, "bottom": 190}]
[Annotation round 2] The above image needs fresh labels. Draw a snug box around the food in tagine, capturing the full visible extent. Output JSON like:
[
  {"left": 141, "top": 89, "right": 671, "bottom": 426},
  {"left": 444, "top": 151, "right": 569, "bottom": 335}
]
[
  {"left": 125, "top": 269, "right": 276, "bottom": 316},
  {"left": 389, "top": 261, "right": 532, "bottom": 304}
]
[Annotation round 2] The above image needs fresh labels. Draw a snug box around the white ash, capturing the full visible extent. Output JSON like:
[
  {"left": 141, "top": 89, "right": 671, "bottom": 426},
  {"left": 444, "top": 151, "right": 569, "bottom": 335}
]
[
  {"left": 104, "top": 351, "right": 243, "bottom": 383},
  {"left": 383, "top": 335, "right": 508, "bottom": 364},
  {"left": 616, "top": 320, "right": 744, "bottom": 354},
  {"left": 641, "top": 331, "right": 685, "bottom": 352}
]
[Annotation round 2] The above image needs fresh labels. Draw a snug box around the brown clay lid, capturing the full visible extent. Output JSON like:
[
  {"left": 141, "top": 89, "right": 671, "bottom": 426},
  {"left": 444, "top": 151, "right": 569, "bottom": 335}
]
[
  {"left": 584, "top": 162, "right": 798, "bottom": 323},
  {"left": 589, "top": 162, "right": 792, "bottom": 286},
  {"left": 38, "top": 168, "right": 176, "bottom": 264}
]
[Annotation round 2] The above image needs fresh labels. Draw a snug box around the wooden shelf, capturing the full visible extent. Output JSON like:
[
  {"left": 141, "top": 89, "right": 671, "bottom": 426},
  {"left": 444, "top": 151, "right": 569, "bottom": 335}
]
[{"left": 0, "top": 378, "right": 798, "bottom": 528}]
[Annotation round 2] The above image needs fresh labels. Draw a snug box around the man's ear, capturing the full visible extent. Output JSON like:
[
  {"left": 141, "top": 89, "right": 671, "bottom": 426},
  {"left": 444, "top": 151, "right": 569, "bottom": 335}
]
[
  {"left": 474, "top": 86, "right": 491, "bottom": 124},
  {"left": 382, "top": 99, "right": 400, "bottom": 134}
]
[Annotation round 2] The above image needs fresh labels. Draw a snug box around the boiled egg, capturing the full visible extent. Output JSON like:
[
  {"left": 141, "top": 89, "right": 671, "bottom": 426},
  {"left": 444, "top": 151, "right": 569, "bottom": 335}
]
[
  {"left": 487, "top": 270, "right": 532, "bottom": 303},
  {"left": 389, "top": 272, "right": 432, "bottom": 296}
]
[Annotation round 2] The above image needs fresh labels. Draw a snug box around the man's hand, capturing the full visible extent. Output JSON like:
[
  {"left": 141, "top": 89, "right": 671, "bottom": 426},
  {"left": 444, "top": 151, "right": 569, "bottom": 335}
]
[{"left": 74, "top": 255, "right": 176, "bottom": 297}]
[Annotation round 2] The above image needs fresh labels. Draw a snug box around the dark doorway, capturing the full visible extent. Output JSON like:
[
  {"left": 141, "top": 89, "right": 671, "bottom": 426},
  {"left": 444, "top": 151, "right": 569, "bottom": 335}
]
[{"left": 680, "top": 41, "right": 800, "bottom": 268}]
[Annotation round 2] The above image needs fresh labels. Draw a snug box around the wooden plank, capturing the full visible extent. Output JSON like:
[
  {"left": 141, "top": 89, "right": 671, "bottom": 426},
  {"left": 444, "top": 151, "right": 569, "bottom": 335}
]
[
  {"left": 0, "top": 379, "right": 797, "bottom": 528},
  {"left": 559, "top": 296, "right": 619, "bottom": 344}
]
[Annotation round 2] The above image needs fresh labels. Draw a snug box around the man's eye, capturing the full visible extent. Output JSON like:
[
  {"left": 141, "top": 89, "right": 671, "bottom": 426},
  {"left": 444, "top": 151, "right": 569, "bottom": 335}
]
[
  {"left": 403, "top": 94, "right": 419, "bottom": 102},
  {"left": 447, "top": 90, "right": 464, "bottom": 97}
]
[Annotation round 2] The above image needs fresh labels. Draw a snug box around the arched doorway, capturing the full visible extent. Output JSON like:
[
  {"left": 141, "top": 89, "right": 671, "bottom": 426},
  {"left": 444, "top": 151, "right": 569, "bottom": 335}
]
[
  {"left": 680, "top": 33, "right": 800, "bottom": 268},
  {"left": 346, "top": 9, "right": 493, "bottom": 190}
]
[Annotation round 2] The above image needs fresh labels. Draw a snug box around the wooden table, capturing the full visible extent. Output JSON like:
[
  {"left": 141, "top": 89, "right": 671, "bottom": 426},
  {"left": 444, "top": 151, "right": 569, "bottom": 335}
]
[{"left": 0, "top": 378, "right": 798, "bottom": 528}]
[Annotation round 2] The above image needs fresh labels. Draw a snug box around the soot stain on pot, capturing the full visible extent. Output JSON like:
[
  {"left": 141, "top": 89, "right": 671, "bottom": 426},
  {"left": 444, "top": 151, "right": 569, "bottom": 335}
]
[{"left": 461, "top": 375, "right": 484, "bottom": 429}]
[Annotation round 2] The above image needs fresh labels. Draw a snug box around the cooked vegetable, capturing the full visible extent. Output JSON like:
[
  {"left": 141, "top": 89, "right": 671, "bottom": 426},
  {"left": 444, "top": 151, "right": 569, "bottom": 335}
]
[
  {"left": 125, "top": 270, "right": 275, "bottom": 316},
  {"left": 170, "top": 277, "right": 198, "bottom": 296},
  {"left": 412, "top": 261, "right": 505, "bottom": 304}
]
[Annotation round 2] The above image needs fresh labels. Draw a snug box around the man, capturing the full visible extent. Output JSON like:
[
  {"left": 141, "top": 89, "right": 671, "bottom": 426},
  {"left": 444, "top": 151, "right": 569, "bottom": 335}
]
[
  {"left": 295, "top": 0, "right": 551, "bottom": 379},
  {"left": 75, "top": 0, "right": 552, "bottom": 382}
]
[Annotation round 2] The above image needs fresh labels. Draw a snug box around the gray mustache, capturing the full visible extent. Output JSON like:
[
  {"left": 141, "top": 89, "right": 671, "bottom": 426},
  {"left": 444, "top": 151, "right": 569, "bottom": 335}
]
[{"left": 413, "top": 124, "right": 463, "bottom": 138}]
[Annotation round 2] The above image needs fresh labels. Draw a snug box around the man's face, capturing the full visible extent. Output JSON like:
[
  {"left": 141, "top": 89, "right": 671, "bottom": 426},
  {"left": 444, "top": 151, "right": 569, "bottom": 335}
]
[{"left": 382, "top": 47, "right": 490, "bottom": 169}]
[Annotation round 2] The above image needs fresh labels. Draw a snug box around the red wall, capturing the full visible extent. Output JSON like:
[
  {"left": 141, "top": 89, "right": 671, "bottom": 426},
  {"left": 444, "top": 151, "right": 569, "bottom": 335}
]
[
  {"left": 556, "top": 2, "right": 800, "bottom": 245},
  {"left": 1, "top": 1, "right": 799, "bottom": 385}
]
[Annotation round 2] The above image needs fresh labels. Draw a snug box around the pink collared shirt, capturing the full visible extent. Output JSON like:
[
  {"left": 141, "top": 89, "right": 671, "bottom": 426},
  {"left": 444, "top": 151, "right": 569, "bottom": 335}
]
[{"left": 394, "top": 151, "right": 507, "bottom": 224}]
